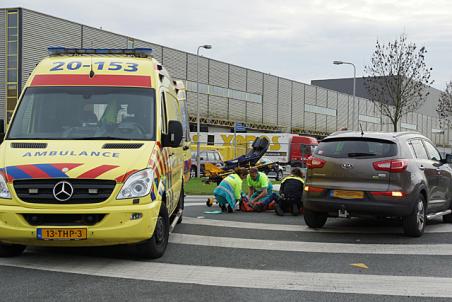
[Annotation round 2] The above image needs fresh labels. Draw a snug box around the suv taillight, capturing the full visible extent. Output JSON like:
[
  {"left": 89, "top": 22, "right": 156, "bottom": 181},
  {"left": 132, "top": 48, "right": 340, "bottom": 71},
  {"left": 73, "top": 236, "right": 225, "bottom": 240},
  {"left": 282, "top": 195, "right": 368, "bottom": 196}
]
[
  {"left": 306, "top": 157, "right": 326, "bottom": 169},
  {"left": 372, "top": 159, "right": 407, "bottom": 173}
]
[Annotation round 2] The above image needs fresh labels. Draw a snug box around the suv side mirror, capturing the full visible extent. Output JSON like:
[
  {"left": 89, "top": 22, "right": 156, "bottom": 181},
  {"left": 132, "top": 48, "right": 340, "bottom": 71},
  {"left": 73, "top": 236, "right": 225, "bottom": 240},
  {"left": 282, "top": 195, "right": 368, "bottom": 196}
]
[
  {"left": 446, "top": 154, "right": 452, "bottom": 164},
  {"left": 162, "top": 120, "right": 183, "bottom": 148},
  {"left": 0, "top": 119, "right": 5, "bottom": 144}
]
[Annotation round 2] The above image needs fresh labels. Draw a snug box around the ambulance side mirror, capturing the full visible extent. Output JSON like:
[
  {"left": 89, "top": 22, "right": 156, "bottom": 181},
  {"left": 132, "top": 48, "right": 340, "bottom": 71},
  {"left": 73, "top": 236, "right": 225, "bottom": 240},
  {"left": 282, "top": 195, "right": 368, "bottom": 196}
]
[
  {"left": 163, "top": 120, "right": 183, "bottom": 148},
  {"left": 0, "top": 119, "right": 5, "bottom": 144}
]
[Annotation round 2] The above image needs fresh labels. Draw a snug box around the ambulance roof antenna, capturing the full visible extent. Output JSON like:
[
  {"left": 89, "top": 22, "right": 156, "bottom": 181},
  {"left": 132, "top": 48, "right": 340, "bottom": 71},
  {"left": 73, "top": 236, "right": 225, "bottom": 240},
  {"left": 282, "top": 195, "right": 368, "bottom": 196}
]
[{"left": 359, "top": 123, "right": 364, "bottom": 137}]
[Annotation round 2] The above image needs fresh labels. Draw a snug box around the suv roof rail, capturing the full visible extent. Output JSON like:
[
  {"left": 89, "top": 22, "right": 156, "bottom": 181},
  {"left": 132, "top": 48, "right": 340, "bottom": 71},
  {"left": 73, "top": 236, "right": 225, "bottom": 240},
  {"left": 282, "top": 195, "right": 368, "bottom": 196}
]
[
  {"left": 47, "top": 47, "right": 153, "bottom": 58},
  {"left": 393, "top": 131, "right": 422, "bottom": 138}
]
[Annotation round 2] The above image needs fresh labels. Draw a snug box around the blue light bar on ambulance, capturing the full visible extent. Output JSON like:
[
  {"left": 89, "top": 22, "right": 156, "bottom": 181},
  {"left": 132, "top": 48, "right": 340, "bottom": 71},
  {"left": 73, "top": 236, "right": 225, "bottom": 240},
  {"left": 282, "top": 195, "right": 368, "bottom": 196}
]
[{"left": 47, "top": 47, "right": 153, "bottom": 58}]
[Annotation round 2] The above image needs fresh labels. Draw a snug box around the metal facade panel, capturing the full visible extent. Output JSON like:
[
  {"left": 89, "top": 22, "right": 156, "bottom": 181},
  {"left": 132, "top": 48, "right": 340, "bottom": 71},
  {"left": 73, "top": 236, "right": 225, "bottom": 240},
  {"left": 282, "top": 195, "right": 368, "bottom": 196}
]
[
  {"left": 304, "top": 112, "right": 315, "bottom": 131},
  {"left": 327, "top": 90, "right": 338, "bottom": 109},
  {"left": 263, "top": 74, "right": 278, "bottom": 125},
  {"left": 229, "top": 99, "right": 246, "bottom": 121},
  {"left": 327, "top": 115, "right": 337, "bottom": 132},
  {"left": 187, "top": 54, "right": 208, "bottom": 84},
  {"left": 246, "top": 70, "right": 263, "bottom": 94},
  {"left": 358, "top": 98, "right": 366, "bottom": 114},
  {"left": 187, "top": 91, "right": 207, "bottom": 117},
  {"left": 162, "top": 47, "right": 186, "bottom": 80},
  {"left": 21, "top": 9, "right": 82, "bottom": 86},
  {"left": 82, "top": 26, "right": 127, "bottom": 49},
  {"left": 316, "top": 114, "right": 327, "bottom": 131},
  {"left": 134, "top": 40, "right": 163, "bottom": 62},
  {"left": 209, "top": 60, "right": 228, "bottom": 88},
  {"left": 278, "top": 78, "right": 291, "bottom": 127},
  {"left": 291, "top": 82, "right": 305, "bottom": 128},
  {"left": 337, "top": 94, "right": 349, "bottom": 130},
  {"left": 305, "top": 85, "right": 316, "bottom": 105},
  {"left": 422, "top": 115, "right": 428, "bottom": 136},
  {"left": 229, "top": 65, "right": 246, "bottom": 91},
  {"left": 208, "top": 95, "right": 228, "bottom": 119},
  {"left": 366, "top": 100, "right": 374, "bottom": 116},
  {"left": 246, "top": 102, "right": 262, "bottom": 123},
  {"left": 316, "top": 87, "right": 327, "bottom": 107},
  {"left": 0, "top": 9, "right": 6, "bottom": 119}
]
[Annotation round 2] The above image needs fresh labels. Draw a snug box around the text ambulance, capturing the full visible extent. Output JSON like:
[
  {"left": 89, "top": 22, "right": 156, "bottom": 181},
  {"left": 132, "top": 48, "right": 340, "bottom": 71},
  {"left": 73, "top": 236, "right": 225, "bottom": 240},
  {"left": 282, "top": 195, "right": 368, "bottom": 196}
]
[{"left": 0, "top": 48, "right": 190, "bottom": 259}]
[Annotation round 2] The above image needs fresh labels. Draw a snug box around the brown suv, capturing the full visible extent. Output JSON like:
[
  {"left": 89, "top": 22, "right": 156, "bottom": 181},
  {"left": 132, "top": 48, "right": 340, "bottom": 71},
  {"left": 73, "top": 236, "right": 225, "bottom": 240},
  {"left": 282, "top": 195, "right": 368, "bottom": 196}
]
[{"left": 303, "top": 131, "right": 452, "bottom": 237}]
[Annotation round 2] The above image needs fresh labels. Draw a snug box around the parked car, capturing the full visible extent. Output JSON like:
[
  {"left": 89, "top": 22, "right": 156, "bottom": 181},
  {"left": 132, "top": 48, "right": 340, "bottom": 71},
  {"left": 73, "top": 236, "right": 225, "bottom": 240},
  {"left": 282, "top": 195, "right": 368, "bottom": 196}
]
[
  {"left": 303, "top": 131, "right": 452, "bottom": 237},
  {"left": 191, "top": 150, "right": 224, "bottom": 177},
  {"left": 258, "top": 156, "right": 284, "bottom": 180}
]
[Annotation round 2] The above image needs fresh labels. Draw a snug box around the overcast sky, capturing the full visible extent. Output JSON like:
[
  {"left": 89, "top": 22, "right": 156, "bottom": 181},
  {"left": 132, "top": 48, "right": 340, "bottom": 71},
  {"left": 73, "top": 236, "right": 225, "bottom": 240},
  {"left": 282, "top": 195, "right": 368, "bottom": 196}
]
[{"left": 3, "top": 0, "right": 452, "bottom": 90}]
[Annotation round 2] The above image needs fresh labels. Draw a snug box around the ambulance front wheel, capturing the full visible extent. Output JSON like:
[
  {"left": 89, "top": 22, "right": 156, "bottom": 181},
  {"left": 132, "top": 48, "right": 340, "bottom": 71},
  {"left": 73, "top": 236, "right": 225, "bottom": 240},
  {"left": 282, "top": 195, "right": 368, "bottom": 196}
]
[{"left": 135, "top": 203, "right": 169, "bottom": 259}]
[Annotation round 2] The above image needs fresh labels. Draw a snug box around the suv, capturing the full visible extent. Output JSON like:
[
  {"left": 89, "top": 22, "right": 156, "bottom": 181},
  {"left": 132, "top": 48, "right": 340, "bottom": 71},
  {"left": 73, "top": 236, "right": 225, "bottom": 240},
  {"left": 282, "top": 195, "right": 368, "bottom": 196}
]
[
  {"left": 191, "top": 150, "right": 224, "bottom": 177},
  {"left": 303, "top": 131, "right": 452, "bottom": 237}
]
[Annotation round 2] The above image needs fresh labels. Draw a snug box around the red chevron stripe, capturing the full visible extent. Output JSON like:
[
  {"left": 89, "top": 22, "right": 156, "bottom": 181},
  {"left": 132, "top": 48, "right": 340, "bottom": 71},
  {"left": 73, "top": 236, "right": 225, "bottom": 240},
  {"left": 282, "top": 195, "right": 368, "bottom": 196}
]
[
  {"left": 78, "top": 165, "right": 119, "bottom": 179},
  {"left": 16, "top": 165, "right": 50, "bottom": 178},
  {"left": 115, "top": 169, "right": 138, "bottom": 183}
]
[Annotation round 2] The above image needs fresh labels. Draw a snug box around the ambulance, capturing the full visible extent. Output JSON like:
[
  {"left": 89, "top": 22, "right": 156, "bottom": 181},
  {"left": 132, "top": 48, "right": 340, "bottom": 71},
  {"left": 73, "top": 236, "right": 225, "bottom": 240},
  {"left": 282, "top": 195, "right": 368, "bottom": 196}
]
[{"left": 0, "top": 47, "right": 191, "bottom": 258}]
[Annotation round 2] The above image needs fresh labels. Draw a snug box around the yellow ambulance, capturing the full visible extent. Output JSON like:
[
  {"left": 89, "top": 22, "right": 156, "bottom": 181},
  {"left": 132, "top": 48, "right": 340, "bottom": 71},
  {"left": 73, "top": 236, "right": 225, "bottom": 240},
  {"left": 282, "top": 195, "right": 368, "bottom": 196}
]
[{"left": 0, "top": 47, "right": 191, "bottom": 258}]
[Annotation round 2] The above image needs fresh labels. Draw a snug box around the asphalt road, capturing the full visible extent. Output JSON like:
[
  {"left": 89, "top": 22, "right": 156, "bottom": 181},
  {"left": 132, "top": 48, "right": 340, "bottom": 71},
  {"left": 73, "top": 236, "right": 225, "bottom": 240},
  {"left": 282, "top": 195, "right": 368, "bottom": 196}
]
[{"left": 2, "top": 195, "right": 452, "bottom": 301}]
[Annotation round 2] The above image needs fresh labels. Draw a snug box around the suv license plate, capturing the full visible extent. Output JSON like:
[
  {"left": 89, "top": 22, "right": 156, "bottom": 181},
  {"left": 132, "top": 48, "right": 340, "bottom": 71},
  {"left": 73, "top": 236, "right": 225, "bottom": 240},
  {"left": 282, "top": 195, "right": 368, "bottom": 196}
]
[
  {"left": 37, "top": 228, "right": 87, "bottom": 240},
  {"left": 332, "top": 190, "right": 364, "bottom": 199}
]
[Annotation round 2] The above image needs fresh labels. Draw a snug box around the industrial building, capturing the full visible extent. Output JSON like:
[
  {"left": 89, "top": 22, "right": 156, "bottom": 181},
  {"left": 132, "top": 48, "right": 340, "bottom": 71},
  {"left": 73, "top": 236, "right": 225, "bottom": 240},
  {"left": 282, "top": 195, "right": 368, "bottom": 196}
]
[{"left": 0, "top": 7, "right": 449, "bottom": 146}]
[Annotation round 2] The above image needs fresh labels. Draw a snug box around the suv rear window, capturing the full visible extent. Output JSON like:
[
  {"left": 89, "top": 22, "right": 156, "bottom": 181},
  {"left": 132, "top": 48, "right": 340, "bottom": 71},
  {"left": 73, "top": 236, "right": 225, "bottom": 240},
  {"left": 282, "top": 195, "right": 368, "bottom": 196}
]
[{"left": 315, "top": 138, "right": 397, "bottom": 158}]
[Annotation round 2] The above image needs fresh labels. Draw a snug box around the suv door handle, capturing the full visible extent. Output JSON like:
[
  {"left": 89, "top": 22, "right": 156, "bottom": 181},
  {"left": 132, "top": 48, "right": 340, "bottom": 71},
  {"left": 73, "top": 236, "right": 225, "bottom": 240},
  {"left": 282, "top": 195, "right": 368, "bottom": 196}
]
[{"left": 419, "top": 165, "right": 425, "bottom": 171}]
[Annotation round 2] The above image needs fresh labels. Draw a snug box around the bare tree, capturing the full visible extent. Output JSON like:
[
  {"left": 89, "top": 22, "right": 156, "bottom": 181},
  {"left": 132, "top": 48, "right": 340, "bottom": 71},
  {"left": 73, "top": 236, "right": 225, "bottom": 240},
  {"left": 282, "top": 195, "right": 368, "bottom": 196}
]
[
  {"left": 364, "top": 34, "right": 433, "bottom": 132},
  {"left": 437, "top": 81, "right": 452, "bottom": 128}
]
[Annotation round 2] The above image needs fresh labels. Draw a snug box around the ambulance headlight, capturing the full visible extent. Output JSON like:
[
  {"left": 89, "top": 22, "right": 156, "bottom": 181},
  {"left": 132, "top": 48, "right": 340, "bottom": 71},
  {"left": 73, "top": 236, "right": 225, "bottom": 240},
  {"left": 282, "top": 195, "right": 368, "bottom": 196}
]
[
  {"left": 0, "top": 174, "right": 11, "bottom": 199},
  {"left": 117, "top": 169, "right": 154, "bottom": 200}
]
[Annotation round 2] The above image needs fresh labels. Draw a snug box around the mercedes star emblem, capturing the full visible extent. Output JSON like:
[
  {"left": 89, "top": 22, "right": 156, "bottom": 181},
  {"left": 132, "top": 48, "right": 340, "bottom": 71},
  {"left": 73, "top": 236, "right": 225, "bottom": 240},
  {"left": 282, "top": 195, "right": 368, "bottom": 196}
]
[{"left": 53, "top": 181, "right": 74, "bottom": 202}]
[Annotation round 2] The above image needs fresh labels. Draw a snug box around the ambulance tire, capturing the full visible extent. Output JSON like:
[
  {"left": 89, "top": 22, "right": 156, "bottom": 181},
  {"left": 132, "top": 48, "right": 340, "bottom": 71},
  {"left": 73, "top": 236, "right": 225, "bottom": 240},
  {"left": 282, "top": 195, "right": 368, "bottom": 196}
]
[
  {"left": 0, "top": 243, "right": 26, "bottom": 257},
  {"left": 135, "top": 203, "right": 169, "bottom": 259}
]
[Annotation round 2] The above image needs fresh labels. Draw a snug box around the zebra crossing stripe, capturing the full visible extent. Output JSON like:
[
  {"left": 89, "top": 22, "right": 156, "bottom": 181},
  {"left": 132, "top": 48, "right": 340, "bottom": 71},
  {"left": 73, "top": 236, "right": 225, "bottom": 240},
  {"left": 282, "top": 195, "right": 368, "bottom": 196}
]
[
  {"left": 169, "top": 233, "right": 452, "bottom": 255},
  {"left": 0, "top": 254, "right": 451, "bottom": 298},
  {"left": 181, "top": 216, "right": 452, "bottom": 234}
]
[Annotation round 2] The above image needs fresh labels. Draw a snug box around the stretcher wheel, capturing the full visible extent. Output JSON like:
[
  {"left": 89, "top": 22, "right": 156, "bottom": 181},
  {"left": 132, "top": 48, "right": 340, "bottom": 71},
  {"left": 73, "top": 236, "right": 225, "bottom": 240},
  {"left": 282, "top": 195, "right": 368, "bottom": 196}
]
[{"left": 206, "top": 198, "right": 214, "bottom": 207}]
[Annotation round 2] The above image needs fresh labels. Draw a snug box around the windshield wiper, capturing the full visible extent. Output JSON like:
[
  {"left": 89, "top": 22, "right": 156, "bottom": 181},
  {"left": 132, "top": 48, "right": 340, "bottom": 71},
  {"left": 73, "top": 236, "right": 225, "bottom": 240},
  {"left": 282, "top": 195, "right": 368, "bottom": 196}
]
[{"left": 348, "top": 152, "right": 376, "bottom": 157}]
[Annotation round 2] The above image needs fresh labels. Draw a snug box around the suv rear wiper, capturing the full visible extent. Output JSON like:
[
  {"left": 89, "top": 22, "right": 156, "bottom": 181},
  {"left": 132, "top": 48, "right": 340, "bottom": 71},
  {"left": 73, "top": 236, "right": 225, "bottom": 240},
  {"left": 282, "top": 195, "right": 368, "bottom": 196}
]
[{"left": 347, "top": 152, "right": 376, "bottom": 157}]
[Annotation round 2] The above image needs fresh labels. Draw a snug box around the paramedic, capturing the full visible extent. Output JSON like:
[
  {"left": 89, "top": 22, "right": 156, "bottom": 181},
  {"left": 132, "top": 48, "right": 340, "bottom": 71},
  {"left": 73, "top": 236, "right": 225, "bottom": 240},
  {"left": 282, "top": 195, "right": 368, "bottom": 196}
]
[
  {"left": 213, "top": 168, "right": 248, "bottom": 213},
  {"left": 247, "top": 167, "right": 273, "bottom": 212}
]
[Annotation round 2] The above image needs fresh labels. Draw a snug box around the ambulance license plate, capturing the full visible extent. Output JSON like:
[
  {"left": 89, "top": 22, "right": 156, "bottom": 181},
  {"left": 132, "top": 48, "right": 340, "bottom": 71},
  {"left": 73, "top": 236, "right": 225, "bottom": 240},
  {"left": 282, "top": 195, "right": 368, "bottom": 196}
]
[
  {"left": 37, "top": 228, "right": 87, "bottom": 240},
  {"left": 332, "top": 190, "right": 364, "bottom": 200}
]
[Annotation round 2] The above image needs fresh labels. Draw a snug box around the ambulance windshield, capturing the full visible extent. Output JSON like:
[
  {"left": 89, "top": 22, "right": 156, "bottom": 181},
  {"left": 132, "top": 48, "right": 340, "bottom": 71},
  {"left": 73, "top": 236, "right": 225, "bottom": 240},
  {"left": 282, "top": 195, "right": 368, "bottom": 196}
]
[{"left": 8, "top": 86, "right": 156, "bottom": 140}]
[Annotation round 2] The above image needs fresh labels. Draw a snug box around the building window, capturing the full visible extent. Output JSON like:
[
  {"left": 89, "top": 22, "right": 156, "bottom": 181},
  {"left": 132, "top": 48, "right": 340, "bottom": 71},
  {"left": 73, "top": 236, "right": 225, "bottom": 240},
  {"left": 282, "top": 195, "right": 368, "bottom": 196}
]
[{"left": 6, "top": 10, "right": 19, "bottom": 123}]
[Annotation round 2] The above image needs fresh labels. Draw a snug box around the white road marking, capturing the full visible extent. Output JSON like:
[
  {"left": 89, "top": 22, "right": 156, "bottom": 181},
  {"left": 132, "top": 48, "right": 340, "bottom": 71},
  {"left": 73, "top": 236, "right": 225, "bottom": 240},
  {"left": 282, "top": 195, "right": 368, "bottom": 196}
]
[
  {"left": 169, "top": 233, "right": 452, "bottom": 255},
  {"left": 181, "top": 216, "right": 452, "bottom": 234},
  {"left": 0, "top": 254, "right": 452, "bottom": 298},
  {"left": 184, "top": 203, "right": 206, "bottom": 207}
]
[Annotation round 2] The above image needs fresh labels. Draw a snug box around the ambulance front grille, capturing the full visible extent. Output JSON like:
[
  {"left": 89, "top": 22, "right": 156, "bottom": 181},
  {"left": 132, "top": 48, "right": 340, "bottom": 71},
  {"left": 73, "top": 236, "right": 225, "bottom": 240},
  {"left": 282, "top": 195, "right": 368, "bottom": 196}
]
[{"left": 13, "top": 179, "right": 116, "bottom": 204}]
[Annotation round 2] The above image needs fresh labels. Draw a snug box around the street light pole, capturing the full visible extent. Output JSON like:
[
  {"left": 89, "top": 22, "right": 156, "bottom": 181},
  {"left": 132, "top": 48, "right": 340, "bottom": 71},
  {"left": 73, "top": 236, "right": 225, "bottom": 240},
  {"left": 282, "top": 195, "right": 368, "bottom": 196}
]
[
  {"left": 196, "top": 44, "right": 212, "bottom": 178},
  {"left": 333, "top": 61, "right": 356, "bottom": 130}
]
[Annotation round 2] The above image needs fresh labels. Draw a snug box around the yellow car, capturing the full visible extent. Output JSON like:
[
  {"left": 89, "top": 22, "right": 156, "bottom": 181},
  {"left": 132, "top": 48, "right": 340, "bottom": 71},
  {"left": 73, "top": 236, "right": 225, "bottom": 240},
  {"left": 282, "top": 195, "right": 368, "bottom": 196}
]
[{"left": 0, "top": 48, "right": 191, "bottom": 258}]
